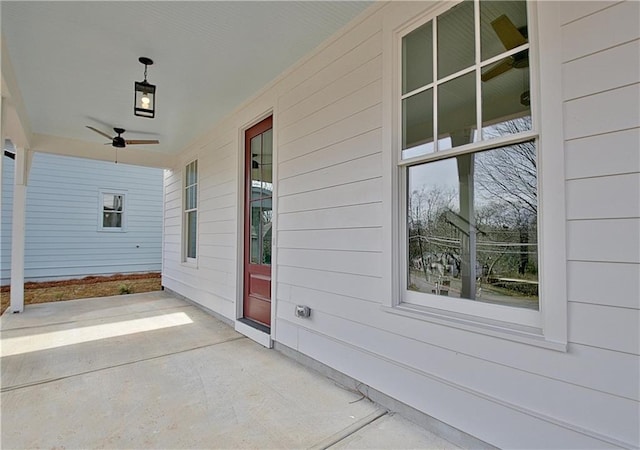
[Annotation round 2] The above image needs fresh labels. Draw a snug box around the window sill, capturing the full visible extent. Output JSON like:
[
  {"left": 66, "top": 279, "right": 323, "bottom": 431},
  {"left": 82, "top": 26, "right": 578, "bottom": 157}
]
[
  {"left": 98, "top": 228, "right": 126, "bottom": 233},
  {"left": 381, "top": 302, "right": 567, "bottom": 352},
  {"left": 181, "top": 260, "right": 198, "bottom": 269}
]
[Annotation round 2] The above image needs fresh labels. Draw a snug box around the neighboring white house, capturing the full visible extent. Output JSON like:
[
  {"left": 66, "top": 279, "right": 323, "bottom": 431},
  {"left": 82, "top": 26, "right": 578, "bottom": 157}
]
[
  {"left": 1, "top": 148, "right": 163, "bottom": 284},
  {"left": 2, "top": 1, "right": 638, "bottom": 449},
  {"left": 160, "top": 2, "right": 639, "bottom": 449}
]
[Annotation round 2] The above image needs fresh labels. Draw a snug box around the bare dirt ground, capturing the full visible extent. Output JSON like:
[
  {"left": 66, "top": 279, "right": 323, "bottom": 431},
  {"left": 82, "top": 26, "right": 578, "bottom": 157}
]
[{"left": 0, "top": 273, "right": 162, "bottom": 315}]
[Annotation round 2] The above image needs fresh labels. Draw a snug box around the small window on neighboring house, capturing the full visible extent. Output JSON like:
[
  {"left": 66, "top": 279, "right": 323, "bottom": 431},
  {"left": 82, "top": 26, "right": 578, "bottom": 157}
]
[
  {"left": 184, "top": 160, "right": 198, "bottom": 262},
  {"left": 99, "top": 191, "right": 126, "bottom": 231}
]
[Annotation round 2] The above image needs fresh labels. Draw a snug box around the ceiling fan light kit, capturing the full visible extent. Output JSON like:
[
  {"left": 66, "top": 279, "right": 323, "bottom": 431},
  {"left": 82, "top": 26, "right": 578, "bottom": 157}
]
[{"left": 134, "top": 57, "right": 156, "bottom": 118}]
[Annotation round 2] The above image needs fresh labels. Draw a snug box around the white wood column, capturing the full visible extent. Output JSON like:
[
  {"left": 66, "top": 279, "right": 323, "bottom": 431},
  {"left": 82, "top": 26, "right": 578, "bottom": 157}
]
[{"left": 10, "top": 145, "right": 28, "bottom": 313}]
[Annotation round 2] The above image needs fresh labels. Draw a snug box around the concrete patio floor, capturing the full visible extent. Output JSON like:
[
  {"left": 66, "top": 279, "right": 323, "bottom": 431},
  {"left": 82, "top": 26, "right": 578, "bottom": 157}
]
[{"left": 1, "top": 291, "right": 461, "bottom": 449}]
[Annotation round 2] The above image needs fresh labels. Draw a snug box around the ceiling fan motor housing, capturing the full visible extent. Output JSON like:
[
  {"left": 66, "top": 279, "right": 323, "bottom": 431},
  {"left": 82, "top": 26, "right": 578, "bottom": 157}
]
[{"left": 113, "top": 137, "right": 126, "bottom": 148}]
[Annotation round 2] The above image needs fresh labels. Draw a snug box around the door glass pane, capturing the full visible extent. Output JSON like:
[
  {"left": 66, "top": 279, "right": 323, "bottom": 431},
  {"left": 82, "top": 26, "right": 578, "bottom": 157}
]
[
  {"left": 262, "top": 129, "right": 273, "bottom": 196},
  {"left": 402, "top": 88, "right": 434, "bottom": 159},
  {"left": 403, "top": 21, "right": 433, "bottom": 94},
  {"left": 438, "top": 72, "right": 477, "bottom": 150},
  {"left": 482, "top": 54, "right": 531, "bottom": 138},
  {"left": 481, "top": 1, "right": 528, "bottom": 62},
  {"left": 437, "top": 0, "right": 475, "bottom": 79},
  {"left": 407, "top": 142, "right": 538, "bottom": 310},
  {"left": 261, "top": 198, "right": 272, "bottom": 265},
  {"left": 251, "top": 135, "right": 262, "bottom": 200},
  {"left": 250, "top": 200, "right": 261, "bottom": 264}
]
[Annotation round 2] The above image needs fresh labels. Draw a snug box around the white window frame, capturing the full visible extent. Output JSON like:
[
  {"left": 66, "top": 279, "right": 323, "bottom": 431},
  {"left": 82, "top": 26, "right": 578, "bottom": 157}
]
[
  {"left": 383, "top": 0, "right": 567, "bottom": 351},
  {"left": 98, "top": 189, "right": 127, "bottom": 232},
  {"left": 183, "top": 159, "right": 198, "bottom": 265}
]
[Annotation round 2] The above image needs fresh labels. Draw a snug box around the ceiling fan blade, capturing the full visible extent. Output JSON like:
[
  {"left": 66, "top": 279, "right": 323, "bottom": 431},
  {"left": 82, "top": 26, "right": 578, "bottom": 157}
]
[
  {"left": 125, "top": 139, "right": 160, "bottom": 145},
  {"left": 491, "top": 14, "right": 527, "bottom": 50},
  {"left": 481, "top": 58, "right": 514, "bottom": 82},
  {"left": 86, "top": 126, "right": 114, "bottom": 140}
]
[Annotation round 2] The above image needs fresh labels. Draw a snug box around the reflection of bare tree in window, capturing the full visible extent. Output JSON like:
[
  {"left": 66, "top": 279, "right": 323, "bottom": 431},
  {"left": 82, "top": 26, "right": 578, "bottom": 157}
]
[
  {"left": 476, "top": 117, "right": 536, "bottom": 275},
  {"left": 407, "top": 122, "right": 539, "bottom": 307},
  {"left": 408, "top": 186, "right": 457, "bottom": 286}
]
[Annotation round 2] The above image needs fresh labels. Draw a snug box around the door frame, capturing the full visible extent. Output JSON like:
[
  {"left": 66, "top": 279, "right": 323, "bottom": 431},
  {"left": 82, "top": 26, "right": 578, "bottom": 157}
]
[{"left": 235, "top": 110, "right": 277, "bottom": 348}]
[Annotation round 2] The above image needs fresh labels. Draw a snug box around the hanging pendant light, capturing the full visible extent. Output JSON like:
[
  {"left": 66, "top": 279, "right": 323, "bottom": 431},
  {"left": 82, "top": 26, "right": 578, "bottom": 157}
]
[{"left": 134, "top": 57, "right": 156, "bottom": 118}]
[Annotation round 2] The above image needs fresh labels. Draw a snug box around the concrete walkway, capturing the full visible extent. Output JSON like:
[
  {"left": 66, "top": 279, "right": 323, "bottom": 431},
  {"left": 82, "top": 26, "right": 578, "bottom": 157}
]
[{"left": 1, "top": 292, "right": 460, "bottom": 449}]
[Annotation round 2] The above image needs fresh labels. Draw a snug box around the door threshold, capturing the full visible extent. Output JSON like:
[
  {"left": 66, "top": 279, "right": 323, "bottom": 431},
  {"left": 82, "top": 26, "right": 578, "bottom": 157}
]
[{"left": 236, "top": 318, "right": 272, "bottom": 348}]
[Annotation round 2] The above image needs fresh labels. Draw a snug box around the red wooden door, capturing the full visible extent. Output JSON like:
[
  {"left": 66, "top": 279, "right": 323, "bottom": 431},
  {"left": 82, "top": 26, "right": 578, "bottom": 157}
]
[{"left": 243, "top": 116, "right": 273, "bottom": 327}]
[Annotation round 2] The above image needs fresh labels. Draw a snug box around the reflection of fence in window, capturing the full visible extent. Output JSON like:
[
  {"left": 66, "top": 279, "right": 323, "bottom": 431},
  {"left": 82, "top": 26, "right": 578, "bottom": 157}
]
[
  {"left": 407, "top": 139, "right": 539, "bottom": 307},
  {"left": 408, "top": 225, "right": 539, "bottom": 302}
]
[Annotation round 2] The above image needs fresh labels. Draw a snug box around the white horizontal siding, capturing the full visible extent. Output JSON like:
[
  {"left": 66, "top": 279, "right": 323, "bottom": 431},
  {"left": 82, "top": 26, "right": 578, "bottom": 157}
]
[
  {"left": 562, "top": 39, "right": 640, "bottom": 101},
  {"left": 278, "top": 203, "right": 382, "bottom": 231},
  {"left": 2, "top": 152, "right": 163, "bottom": 284},
  {"left": 558, "top": 1, "right": 621, "bottom": 26},
  {"left": 279, "top": 128, "right": 382, "bottom": 180},
  {"left": 567, "top": 261, "right": 640, "bottom": 309},
  {"left": 278, "top": 227, "right": 382, "bottom": 252},
  {"left": 566, "top": 174, "right": 640, "bottom": 219},
  {"left": 567, "top": 219, "right": 640, "bottom": 263},
  {"left": 277, "top": 266, "right": 384, "bottom": 304},
  {"left": 564, "top": 83, "right": 640, "bottom": 140},
  {"left": 278, "top": 53, "right": 382, "bottom": 131},
  {"left": 279, "top": 178, "right": 382, "bottom": 214},
  {"left": 559, "top": 3, "right": 640, "bottom": 447},
  {"left": 278, "top": 248, "right": 381, "bottom": 278},
  {"left": 277, "top": 19, "right": 382, "bottom": 112},
  {"left": 278, "top": 105, "right": 381, "bottom": 162},
  {"left": 561, "top": 1, "right": 639, "bottom": 62},
  {"left": 161, "top": 1, "right": 640, "bottom": 448},
  {"left": 569, "top": 302, "right": 640, "bottom": 355},
  {"left": 565, "top": 128, "right": 640, "bottom": 180}
]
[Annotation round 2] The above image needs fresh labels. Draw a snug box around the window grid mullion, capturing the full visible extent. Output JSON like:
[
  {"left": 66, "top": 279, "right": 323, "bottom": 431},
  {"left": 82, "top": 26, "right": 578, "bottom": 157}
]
[
  {"left": 399, "top": 130, "right": 539, "bottom": 167},
  {"left": 400, "top": 63, "right": 477, "bottom": 101},
  {"left": 480, "top": 43, "right": 529, "bottom": 68},
  {"left": 474, "top": 0, "right": 482, "bottom": 141},
  {"left": 432, "top": 16, "right": 439, "bottom": 153}
]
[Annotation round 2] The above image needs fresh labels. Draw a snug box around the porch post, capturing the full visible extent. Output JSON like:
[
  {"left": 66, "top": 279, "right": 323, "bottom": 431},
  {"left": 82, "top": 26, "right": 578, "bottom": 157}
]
[
  {"left": 451, "top": 129, "right": 476, "bottom": 299},
  {"left": 10, "top": 145, "right": 28, "bottom": 313},
  {"left": 456, "top": 153, "right": 476, "bottom": 299}
]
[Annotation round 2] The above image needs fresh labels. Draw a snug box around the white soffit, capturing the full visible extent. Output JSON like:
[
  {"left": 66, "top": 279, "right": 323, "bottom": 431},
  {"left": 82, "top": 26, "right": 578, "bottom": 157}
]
[{"left": 1, "top": 1, "right": 373, "bottom": 155}]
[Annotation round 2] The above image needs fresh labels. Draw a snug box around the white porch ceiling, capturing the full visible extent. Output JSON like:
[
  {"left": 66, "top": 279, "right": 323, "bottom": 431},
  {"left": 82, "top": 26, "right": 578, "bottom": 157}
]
[{"left": 1, "top": 1, "right": 373, "bottom": 158}]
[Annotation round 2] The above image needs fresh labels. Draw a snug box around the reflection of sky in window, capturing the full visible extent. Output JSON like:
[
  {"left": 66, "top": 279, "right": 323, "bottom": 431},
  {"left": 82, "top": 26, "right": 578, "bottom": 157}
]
[
  {"left": 409, "top": 158, "right": 460, "bottom": 211},
  {"left": 409, "top": 149, "right": 517, "bottom": 210}
]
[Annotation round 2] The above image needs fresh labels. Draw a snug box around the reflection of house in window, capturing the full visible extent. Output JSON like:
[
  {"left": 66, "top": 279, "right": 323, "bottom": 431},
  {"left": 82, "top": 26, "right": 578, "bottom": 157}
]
[
  {"left": 250, "top": 181, "right": 273, "bottom": 265},
  {"left": 100, "top": 191, "right": 125, "bottom": 231}
]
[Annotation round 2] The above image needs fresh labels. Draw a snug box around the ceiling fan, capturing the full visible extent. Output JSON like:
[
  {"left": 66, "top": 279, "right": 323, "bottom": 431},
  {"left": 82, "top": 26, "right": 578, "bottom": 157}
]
[
  {"left": 481, "top": 14, "right": 529, "bottom": 82},
  {"left": 86, "top": 126, "right": 159, "bottom": 148}
]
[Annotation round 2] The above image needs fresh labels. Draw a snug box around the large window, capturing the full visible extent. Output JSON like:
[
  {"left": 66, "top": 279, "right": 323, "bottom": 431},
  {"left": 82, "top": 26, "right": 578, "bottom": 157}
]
[
  {"left": 400, "top": 1, "right": 540, "bottom": 318},
  {"left": 184, "top": 160, "right": 198, "bottom": 262},
  {"left": 99, "top": 190, "right": 126, "bottom": 231}
]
